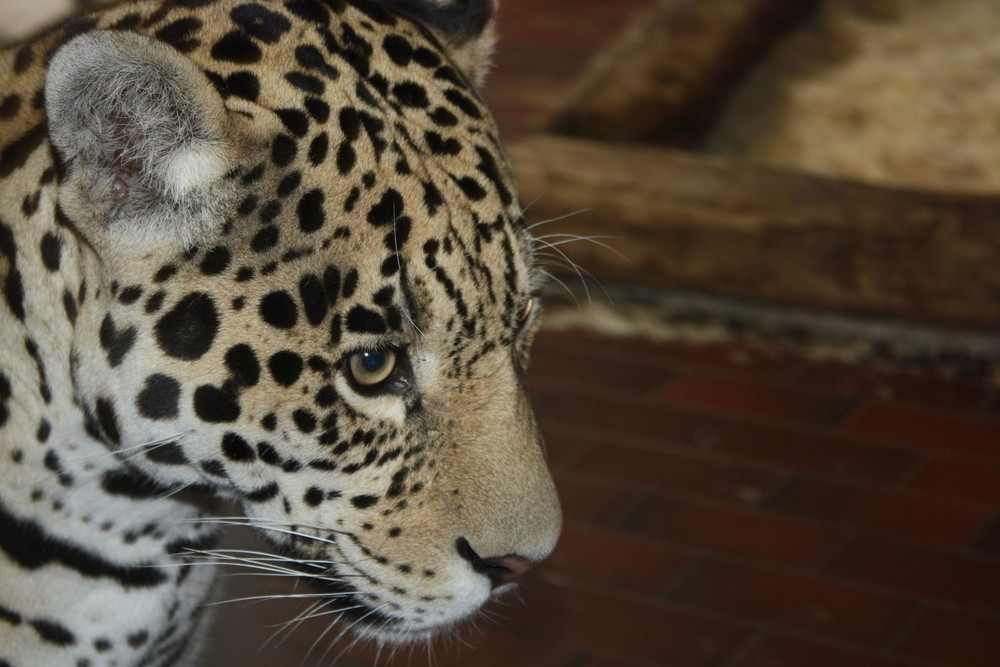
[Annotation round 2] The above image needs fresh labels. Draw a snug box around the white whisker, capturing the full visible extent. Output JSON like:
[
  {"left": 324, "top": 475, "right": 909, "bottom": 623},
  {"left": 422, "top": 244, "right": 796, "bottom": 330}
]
[
  {"left": 539, "top": 269, "right": 579, "bottom": 305},
  {"left": 171, "top": 518, "right": 346, "bottom": 547},
  {"left": 64, "top": 431, "right": 191, "bottom": 464},
  {"left": 537, "top": 239, "right": 593, "bottom": 302},
  {"left": 540, "top": 250, "right": 614, "bottom": 305},
  {"left": 535, "top": 233, "right": 627, "bottom": 260},
  {"left": 305, "top": 603, "right": 372, "bottom": 666},
  {"left": 263, "top": 599, "right": 327, "bottom": 650},
  {"left": 204, "top": 591, "right": 353, "bottom": 607},
  {"left": 184, "top": 548, "right": 328, "bottom": 566},
  {"left": 170, "top": 515, "right": 348, "bottom": 539},
  {"left": 525, "top": 208, "right": 589, "bottom": 231},
  {"left": 392, "top": 203, "right": 424, "bottom": 338}
]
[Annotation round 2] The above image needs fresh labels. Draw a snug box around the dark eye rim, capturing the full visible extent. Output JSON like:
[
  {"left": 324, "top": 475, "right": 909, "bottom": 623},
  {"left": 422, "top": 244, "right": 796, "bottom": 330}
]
[{"left": 342, "top": 346, "right": 412, "bottom": 397}]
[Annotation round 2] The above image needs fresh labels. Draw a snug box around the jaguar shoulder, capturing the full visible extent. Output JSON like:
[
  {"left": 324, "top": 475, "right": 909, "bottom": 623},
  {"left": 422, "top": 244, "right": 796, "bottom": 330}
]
[{"left": 0, "top": 1, "right": 560, "bottom": 665}]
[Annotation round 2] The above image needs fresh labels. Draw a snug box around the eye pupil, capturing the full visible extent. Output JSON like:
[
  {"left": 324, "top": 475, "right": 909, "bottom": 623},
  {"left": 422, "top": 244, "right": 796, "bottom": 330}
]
[{"left": 360, "top": 351, "right": 385, "bottom": 372}]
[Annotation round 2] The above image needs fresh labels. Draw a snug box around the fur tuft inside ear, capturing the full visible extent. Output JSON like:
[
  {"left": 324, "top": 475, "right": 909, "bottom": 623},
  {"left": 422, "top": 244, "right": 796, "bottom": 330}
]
[
  {"left": 386, "top": 0, "right": 498, "bottom": 88},
  {"left": 45, "top": 30, "right": 234, "bottom": 249}
]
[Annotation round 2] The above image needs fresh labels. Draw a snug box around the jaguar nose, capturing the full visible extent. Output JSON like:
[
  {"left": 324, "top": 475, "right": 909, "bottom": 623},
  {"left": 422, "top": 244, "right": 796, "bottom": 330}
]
[
  {"left": 484, "top": 554, "right": 536, "bottom": 585},
  {"left": 456, "top": 537, "right": 538, "bottom": 589}
]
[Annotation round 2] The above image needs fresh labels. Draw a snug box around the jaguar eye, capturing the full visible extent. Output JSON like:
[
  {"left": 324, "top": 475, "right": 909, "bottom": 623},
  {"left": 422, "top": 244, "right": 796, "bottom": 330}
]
[
  {"left": 520, "top": 298, "right": 535, "bottom": 322},
  {"left": 348, "top": 349, "right": 398, "bottom": 387}
]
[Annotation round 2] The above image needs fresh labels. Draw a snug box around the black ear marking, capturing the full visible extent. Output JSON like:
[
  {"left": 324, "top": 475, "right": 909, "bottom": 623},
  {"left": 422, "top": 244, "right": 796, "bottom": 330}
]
[
  {"left": 379, "top": 0, "right": 498, "bottom": 87},
  {"left": 386, "top": 0, "right": 494, "bottom": 44}
]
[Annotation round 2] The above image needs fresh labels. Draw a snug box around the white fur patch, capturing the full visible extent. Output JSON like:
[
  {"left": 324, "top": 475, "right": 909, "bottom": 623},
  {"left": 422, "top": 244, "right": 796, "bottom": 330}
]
[{"left": 161, "top": 144, "right": 230, "bottom": 201}]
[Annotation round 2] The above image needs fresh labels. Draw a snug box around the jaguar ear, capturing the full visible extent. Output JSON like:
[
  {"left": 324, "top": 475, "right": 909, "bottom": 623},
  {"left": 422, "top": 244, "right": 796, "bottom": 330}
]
[
  {"left": 45, "top": 30, "right": 234, "bottom": 250},
  {"left": 386, "top": 0, "right": 498, "bottom": 87}
]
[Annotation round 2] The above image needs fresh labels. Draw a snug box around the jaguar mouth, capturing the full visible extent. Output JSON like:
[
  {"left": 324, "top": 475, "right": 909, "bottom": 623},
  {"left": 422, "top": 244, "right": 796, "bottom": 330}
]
[
  {"left": 303, "top": 574, "right": 399, "bottom": 629},
  {"left": 260, "top": 530, "right": 496, "bottom": 642},
  {"left": 266, "top": 540, "right": 449, "bottom": 640},
  {"left": 263, "top": 541, "right": 396, "bottom": 628}
]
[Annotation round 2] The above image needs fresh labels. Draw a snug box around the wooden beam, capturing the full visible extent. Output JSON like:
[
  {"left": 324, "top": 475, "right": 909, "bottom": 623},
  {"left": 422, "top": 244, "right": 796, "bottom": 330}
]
[
  {"left": 510, "top": 135, "right": 1000, "bottom": 329},
  {"left": 547, "top": 0, "right": 818, "bottom": 146}
]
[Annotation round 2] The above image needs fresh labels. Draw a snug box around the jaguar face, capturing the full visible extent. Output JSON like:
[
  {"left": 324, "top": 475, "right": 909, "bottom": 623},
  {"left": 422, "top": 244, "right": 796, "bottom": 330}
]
[{"left": 41, "top": 0, "right": 560, "bottom": 642}]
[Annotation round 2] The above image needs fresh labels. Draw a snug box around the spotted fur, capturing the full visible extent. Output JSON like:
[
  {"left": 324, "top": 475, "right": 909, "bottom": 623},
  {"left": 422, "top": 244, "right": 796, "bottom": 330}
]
[{"left": 0, "top": 1, "right": 560, "bottom": 665}]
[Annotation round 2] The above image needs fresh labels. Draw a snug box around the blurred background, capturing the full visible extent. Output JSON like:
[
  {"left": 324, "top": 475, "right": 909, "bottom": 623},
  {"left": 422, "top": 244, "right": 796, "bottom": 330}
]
[{"left": 4, "top": 1, "right": 1000, "bottom": 665}]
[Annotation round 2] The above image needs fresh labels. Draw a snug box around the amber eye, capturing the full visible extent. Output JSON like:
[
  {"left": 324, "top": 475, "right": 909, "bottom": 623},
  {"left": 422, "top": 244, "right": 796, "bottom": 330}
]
[
  {"left": 348, "top": 349, "right": 398, "bottom": 387},
  {"left": 520, "top": 298, "right": 535, "bottom": 322}
]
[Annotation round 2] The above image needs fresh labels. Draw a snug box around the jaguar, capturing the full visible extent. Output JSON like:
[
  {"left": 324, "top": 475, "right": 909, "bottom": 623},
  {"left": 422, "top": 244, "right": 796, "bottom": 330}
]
[{"left": 0, "top": 0, "right": 561, "bottom": 664}]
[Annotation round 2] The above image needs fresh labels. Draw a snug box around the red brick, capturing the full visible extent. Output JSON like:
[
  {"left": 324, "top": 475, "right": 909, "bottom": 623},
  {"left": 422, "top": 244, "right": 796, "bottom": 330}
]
[
  {"left": 887, "top": 376, "right": 983, "bottom": 407},
  {"left": 659, "top": 373, "right": 855, "bottom": 428},
  {"left": 895, "top": 608, "right": 1000, "bottom": 667},
  {"left": 603, "top": 335, "right": 793, "bottom": 380},
  {"left": 562, "top": 432, "right": 782, "bottom": 505},
  {"left": 972, "top": 515, "right": 1000, "bottom": 556},
  {"left": 908, "top": 457, "right": 1000, "bottom": 507},
  {"left": 791, "top": 361, "right": 994, "bottom": 411},
  {"left": 548, "top": 525, "right": 689, "bottom": 596},
  {"left": 651, "top": 340, "right": 797, "bottom": 379},
  {"left": 841, "top": 402, "right": 1000, "bottom": 460},
  {"left": 541, "top": 421, "right": 601, "bottom": 470},
  {"left": 528, "top": 341, "right": 674, "bottom": 397},
  {"left": 341, "top": 622, "right": 568, "bottom": 667},
  {"left": 826, "top": 537, "right": 1000, "bottom": 612},
  {"left": 504, "top": 578, "right": 748, "bottom": 666},
  {"left": 532, "top": 386, "right": 710, "bottom": 445},
  {"left": 578, "top": 659, "right": 646, "bottom": 667},
  {"left": 628, "top": 496, "right": 842, "bottom": 567},
  {"left": 533, "top": 386, "right": 917, "bottom": 485},
  {"left": 767, "top": 477, "right": 990, "bottom": 548},
  {"left": 533, "top": 332, "right": 797, "bottom": 382},
  {"left": 735, "top": 634, "right": 919, "bottom": 667},
  {"left": 707, "top": 420, "right": 917, "bottom": 484},
  {"left": 553, "top": 474, "right": 640, "bottom": 527},
  {"left": 785, "top": 361, "right": 885, "bottom": 398},
  {"left": 340, "top": 625, "right": 581, "bottom": 667},
  {"left": 673, "top": 560, "right": 914, "bottom": 645}
]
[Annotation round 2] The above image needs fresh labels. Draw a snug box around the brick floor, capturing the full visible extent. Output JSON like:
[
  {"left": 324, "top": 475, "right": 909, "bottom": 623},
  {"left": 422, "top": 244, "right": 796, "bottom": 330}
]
[
  {"left": 907, "top": 457, "right": 1000, "bottom": 507},
  {"left": 200, "top": 327, "right": 1000, "bottom": 666},
  {"left": 894, "top": 608, "right": 1000, "bottom": 667},
  {"left": 765, "top": 477, "right": 991, "bottom": 549},
  {"left": 672, "top": 559, "right": 917, "bottom": 646},
  {"left": 733, "top": 634, "right": 922, "bottom": 667},
  {"left": 841, "top": 402, "right": 1000, "bottom": 461}
]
